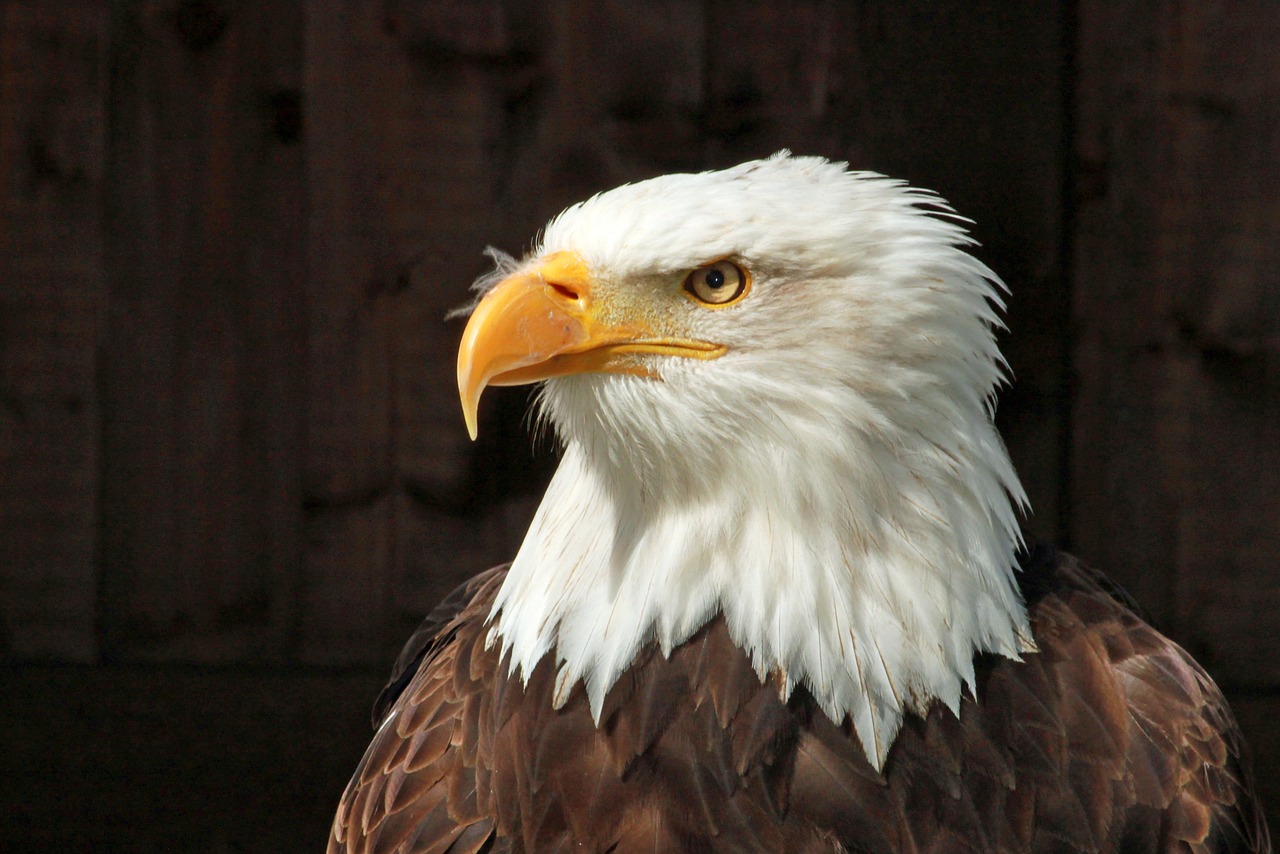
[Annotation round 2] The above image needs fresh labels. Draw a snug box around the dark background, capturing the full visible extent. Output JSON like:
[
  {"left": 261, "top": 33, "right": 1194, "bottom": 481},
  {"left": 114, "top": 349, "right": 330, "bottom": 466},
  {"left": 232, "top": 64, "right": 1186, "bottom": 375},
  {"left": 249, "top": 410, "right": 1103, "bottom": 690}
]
[{"left": 2, "top": 1, "right": 1277, "bottom": 850}]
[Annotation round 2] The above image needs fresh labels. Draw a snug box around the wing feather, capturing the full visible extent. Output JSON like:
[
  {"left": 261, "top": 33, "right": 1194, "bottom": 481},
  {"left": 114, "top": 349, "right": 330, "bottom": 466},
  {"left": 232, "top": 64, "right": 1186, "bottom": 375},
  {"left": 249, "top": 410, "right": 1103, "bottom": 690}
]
[{"left": 328, "top": 569, "right": 506, "bottom": 854}]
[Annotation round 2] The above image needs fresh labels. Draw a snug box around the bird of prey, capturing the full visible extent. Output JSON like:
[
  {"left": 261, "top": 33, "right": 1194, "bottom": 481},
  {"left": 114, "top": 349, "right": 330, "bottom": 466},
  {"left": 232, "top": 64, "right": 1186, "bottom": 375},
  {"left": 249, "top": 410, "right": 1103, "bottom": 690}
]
[{"left": 329, "top": 154, "right": 1269, "bottom": 853}]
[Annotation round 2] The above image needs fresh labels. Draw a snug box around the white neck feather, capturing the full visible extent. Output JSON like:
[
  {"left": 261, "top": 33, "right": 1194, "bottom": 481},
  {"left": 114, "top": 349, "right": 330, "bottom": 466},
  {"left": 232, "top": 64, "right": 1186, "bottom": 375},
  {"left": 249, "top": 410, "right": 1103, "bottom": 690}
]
[{"left": 487, "top": 378, "right": 1032, "bottom": 769}]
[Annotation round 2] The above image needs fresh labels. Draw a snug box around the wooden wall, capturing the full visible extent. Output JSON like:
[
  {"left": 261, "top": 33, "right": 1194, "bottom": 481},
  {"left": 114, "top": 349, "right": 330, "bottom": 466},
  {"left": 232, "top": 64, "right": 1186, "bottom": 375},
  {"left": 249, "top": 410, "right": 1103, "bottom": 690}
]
[
  {"left": 1072, "top": 1, "right": 1280, "bottom": 684},
  {"left": 1, "top": 1, "right": 1275, "bottom": 848}
]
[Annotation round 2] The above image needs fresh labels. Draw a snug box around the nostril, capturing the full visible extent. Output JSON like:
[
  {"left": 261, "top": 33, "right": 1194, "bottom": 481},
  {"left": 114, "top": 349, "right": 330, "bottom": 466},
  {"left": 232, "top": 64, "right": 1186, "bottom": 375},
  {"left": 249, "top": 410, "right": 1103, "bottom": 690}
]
[{"left": 548, "top": 281, "right": 581, "bottom": 302}]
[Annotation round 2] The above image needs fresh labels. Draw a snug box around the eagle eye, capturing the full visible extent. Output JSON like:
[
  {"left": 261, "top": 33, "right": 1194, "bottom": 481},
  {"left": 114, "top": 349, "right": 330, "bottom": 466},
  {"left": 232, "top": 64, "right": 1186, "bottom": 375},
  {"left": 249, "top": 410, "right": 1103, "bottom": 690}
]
[{"left": 683, "top": 260, "right": 750, "bottom": 307}]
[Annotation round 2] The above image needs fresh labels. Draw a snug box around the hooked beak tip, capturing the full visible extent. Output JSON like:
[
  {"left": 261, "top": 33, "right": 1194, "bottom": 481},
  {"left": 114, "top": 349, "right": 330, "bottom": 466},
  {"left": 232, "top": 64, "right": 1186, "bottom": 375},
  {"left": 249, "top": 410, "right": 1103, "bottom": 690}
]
[
  {"left": 464, "top": 405, "right": 479, "bottom": 442},
  {"left": 458, "top": 356, "right": 483, "bottom": 441}
]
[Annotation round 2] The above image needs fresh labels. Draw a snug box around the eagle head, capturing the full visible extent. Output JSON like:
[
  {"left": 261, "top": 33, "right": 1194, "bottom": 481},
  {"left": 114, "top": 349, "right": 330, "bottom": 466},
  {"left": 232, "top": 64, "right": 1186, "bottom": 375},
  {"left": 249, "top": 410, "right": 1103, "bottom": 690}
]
[{"left": 456, "top": 153, "right": 1031, "bottom": 769}]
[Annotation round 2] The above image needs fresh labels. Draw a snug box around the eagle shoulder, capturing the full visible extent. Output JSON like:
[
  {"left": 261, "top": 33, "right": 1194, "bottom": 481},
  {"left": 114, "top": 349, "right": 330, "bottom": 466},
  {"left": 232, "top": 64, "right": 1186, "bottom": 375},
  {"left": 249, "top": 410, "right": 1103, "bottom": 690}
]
[
  {"left": 327, "top": 566, "right": 506, "bottom": 854},
  {"left": 1003, "top": 542, "right": 1270, "bottom": 853}
]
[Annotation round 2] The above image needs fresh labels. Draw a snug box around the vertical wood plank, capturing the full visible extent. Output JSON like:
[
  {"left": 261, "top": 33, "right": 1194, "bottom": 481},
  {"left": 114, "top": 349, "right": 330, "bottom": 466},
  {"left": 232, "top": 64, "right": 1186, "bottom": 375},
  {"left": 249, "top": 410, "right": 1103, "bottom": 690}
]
[
  {"left": 512, "top": 0, "right": 708, "bottom": 205},
  {"left": 302, "top": 1, "right": 542, "bottom": 662},
  {"left": 1073, "top": 2, "right": 1280, "bottom": 671},
  {"left": 704, "top": 1, "right": 1069, "bottom": 542},
  {"left": 99, "top": 0, "right": 305, "bottom": 662},
  {"left": 703, "top": 0, "right": 847, "bottom": 164},
  {"left": 0, "top": 1, "right": 109, "bottom": 660},
  {"left": 301, "top": 1, "right": 398, "bottom": 663},
  {"left": 381, "top": 0, "right": 534, "bottom": 643}
]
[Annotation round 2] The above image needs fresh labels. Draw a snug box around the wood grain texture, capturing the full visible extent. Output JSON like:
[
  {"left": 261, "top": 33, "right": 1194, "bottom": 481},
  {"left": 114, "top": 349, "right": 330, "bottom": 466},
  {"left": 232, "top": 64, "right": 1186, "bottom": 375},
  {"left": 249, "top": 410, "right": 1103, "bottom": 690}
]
[
  {"left": 98, "top": 0, "right": 305, "bottom": 662},
  {"left": 299, "top": 0, "right": 525, "bottom": 663},
  {"left": 382, "top": 0, "right": 539, "bottom": 650},
  {"left": 300, "top": 0, "right": 399, "bottom": 664},
  {"left": 0, "top": 1, "right": 109, "bottom": 660},
  {"left": 1072, "top": 2, "right": 1280, "bottom": 676}
]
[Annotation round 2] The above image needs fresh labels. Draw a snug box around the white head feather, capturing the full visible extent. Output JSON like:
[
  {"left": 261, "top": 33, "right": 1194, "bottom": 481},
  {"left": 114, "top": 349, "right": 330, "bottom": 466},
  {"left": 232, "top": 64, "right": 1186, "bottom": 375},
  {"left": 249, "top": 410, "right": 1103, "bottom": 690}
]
[{"left": 482, "top": 153, "right": 1032, "bottom": 769}]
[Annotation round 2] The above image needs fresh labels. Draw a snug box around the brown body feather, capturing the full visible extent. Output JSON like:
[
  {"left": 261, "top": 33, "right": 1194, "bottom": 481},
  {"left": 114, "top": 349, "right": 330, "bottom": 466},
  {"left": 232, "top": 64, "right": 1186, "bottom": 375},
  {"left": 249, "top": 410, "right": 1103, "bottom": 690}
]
[{"left": 328, "top": 544, "right": 1270, "bottom": 853}]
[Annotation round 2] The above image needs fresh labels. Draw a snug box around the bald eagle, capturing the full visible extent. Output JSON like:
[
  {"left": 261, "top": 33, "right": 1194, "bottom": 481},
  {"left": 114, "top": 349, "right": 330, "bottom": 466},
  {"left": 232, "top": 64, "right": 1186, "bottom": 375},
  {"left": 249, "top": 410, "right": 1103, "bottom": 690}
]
[{"left": 328, "top": 155, "right": 1269, "bottom": 853}]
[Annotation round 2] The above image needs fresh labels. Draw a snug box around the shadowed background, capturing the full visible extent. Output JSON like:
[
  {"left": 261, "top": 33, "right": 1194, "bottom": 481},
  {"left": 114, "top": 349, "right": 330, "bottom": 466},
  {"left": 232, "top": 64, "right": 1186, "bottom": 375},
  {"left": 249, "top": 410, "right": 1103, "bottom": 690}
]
[{"left": 1, "top": 1, "right": 1277, "bottom": 850}]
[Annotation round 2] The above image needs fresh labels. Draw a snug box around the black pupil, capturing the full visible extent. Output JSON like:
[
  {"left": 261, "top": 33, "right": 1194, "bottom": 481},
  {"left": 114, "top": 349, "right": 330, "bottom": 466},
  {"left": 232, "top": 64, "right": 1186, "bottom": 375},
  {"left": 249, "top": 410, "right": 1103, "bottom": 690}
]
[{"left": 705, "top": 269, "right": 726, "bottom": 289}]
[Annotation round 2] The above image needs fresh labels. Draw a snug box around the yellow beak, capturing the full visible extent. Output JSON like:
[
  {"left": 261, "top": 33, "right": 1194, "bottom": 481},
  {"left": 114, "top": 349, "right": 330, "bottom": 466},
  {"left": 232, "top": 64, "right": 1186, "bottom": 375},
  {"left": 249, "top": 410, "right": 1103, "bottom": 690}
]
[{"left": 456, "top": 251, "right": 724, "bottom": 439}]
